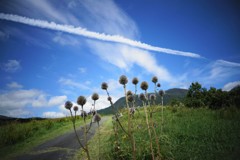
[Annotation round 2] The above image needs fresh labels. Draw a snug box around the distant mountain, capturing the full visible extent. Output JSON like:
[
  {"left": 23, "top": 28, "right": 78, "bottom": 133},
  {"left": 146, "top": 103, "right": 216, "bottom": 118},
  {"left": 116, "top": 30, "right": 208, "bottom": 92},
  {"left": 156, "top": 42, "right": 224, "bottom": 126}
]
[
  {"left": 98, "top": 88, "right": 188, "bottom": 115},
  {"left": 0, "top": 115, "right": 46, "bottom": 125}
]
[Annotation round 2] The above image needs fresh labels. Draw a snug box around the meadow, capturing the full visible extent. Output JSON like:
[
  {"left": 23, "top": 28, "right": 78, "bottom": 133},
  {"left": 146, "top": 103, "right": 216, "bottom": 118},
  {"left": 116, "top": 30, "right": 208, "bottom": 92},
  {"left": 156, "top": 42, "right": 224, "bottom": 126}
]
[
  {"left": 77, "top": 106, "right": 240, "bottom": 160},
  {"left": 0, "top": 116, "right": 88, "bottom": 159}
]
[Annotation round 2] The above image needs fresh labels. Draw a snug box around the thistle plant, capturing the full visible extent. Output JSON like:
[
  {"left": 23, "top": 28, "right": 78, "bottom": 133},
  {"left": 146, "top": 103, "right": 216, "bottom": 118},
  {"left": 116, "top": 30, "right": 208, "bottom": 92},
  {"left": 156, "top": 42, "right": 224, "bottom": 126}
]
[
  {"left": 119, "top": 75, "right": 136, "bottom": 160},
  {"left": 140, "top": 81, "right": 155, "bottom": 159},
  {"left": 65, "top": 101, "right": 89, "bottom": 159},
  {"left": 101, "top": 82, "right": 128, "bottom": 155},
  {"left": 159, "top": 90, "right": 165, "bottom": 133},
  {"left": 77, "top": 95, "right": 91, "bottom": 160},
  {"left": 132, "top": 77, "right": 139, "bottom": 113},
  {"left": 91, "top": 92, "right": 101, "bottom": 160},
  {"left": 149, "top": 94, "right": 161, "bottom": 159}
]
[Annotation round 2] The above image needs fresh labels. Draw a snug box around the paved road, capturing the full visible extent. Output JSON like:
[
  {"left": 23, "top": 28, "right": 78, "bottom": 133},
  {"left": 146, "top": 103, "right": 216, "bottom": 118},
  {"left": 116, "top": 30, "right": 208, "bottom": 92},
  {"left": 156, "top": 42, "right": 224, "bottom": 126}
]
[{"left": 13, "top": 117, "right": 109, "bottom": 160}]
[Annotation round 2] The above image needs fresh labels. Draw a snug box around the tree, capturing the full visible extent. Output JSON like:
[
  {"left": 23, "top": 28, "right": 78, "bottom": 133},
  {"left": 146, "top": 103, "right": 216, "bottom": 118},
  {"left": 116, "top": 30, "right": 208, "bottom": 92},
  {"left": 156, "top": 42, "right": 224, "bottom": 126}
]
[{"left": 185, "top": 82, "right": 204, "bottom": 108}]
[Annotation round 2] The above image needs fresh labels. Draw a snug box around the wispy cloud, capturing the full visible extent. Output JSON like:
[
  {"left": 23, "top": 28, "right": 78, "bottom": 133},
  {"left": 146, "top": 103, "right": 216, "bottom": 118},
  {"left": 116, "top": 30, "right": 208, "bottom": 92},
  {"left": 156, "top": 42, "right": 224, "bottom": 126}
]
[
  {"left": 88, "top": 41, "right": 173, "bottom": 82},
  {"left": 0, "top": 59, "right": 21, "bottom": 72},
  {"left": 222, "top": 81, "right": 240, "bottom": 91},
  {"left": 7, "top": 81, "right": 23, "bottom": 89},
  {"left": 215, "top": 60, "right": 240, "bottom": 67},
  {"left": 0, "top": 13, "right": 201, "bottom": 58},
  {"left": 58, "top": 77, "right": 91, "bottom": 90}
]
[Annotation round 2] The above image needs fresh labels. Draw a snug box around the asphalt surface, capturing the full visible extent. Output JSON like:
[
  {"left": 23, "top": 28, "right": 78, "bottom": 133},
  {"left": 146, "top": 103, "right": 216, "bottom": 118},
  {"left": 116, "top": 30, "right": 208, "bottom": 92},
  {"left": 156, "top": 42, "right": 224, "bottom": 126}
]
[{"left": 13, "top": 117, "right": 108, "bottom": 160}]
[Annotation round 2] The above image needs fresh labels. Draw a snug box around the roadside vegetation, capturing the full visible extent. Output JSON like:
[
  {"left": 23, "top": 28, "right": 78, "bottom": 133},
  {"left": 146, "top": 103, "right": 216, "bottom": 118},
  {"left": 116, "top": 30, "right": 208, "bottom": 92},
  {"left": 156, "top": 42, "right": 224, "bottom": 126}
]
[
  {"left": 0, "top": 116, "right": 89, "bottom": 159},
  {"left": 80, "top": 106, "right": 240, "bottom": 160}
]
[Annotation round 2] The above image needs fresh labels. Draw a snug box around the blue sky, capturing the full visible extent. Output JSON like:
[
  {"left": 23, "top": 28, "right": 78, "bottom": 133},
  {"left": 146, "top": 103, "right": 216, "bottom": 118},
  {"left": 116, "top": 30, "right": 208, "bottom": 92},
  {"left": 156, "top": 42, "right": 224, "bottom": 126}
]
[{"left": 0, "top": 0, "right": 239, "bottom": 118}]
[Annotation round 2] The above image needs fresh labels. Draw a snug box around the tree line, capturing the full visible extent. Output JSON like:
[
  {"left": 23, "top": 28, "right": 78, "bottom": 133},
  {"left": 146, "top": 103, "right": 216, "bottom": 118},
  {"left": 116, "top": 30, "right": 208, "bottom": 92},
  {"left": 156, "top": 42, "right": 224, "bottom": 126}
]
[{"left": 183, "top": 82, "right": 240, "bottom": 109}]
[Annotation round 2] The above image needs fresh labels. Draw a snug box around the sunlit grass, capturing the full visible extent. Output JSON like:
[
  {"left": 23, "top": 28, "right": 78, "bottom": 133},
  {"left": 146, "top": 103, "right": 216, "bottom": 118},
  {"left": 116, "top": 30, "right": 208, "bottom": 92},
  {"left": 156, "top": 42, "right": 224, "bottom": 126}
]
[
  {"left": 0, "top": 116, "right": 89, "bottom": 159},
  {"left": 84, "top": 106, "right": 240, "bottom": 160}
]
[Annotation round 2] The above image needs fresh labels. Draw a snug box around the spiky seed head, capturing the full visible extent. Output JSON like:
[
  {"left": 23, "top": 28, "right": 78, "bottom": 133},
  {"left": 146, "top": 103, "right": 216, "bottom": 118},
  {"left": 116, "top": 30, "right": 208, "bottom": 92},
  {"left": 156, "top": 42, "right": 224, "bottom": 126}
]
[
  {"left": 130, "top": 107, "right": 135, "bottom": 115},
  {"left": 119, "top": 75, "right": 128, "bottom": 85},
  {"left": 77, "top": 96, "right": 86, "bottom": 107},
  {"left": 150, "top": 94, "right": 156, "bottom": 101},
  {"left": 101, "top": 82, "right": 108, "bottom": 90},
  {"left": 91, "top": 93, "right": 99, "bottom": 101},
  {"left": 91, "top": 109, "right": 96, "bottom": 115},
  {"left": 132, "top": 77, "right": 139, "bottom": 85},
  {"left": 127, "top": 90, "right": 133, "bottom": 96},
  {"left": 80, "top": 110, "right": 87, "bottom": 118},
  {"left": 65, "top": 101, "right": 73, "bottom": 110},
  {"left": 157, "top": 83, "right": 161, "bottom": 88},
  {"left": 140, "top": 81, "right": 149, "bottom": 91},
  {"left": 107, "top": 96, "right": 112, "bottom": 101},
  {"left": 94, "top": 114, "right": 101, "bottom": 122},
  {"left": 127, "top": 95, "right": 134, "bottom": 102},
  {"left": 152, "top": 76, "right": 158, "bottom": 84},
  {"left": 159, "top": 90, "right": 164, "bottom": 96},
  {"left": 139, "top": 93, "right": 146, "bottom": 101},
  {"left": 73, "top": 106, "right": 79, "bottom": 112}
]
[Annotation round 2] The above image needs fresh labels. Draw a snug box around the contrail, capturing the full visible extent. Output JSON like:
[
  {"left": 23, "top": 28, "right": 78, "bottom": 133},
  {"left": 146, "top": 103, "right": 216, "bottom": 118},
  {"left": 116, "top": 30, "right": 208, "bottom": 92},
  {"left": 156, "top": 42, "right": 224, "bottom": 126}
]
[{"left": 0, "top": 13, "right": 201, "bottom": 58}]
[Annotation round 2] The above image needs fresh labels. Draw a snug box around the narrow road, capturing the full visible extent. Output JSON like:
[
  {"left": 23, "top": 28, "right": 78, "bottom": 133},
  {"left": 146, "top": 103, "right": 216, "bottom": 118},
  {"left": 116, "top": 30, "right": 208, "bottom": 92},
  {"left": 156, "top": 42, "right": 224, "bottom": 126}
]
[{"left": 13, "top": 116, "right": 109, "bottom": 160}]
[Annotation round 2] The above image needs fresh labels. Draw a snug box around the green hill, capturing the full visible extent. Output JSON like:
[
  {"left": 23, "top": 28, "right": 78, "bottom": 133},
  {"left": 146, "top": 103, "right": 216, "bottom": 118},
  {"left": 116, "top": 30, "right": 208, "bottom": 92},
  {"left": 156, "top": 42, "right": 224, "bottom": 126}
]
[{"left": 98, "top": 88, "right": 188, "bottom": 114}]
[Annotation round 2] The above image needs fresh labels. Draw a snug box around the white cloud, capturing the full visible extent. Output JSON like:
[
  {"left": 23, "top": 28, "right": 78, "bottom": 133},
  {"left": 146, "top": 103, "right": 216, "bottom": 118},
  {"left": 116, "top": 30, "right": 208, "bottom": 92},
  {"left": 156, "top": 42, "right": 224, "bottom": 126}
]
[
  {"left": 222, "top": 81, "right": 240, "bottom": 91},
  {"left": 79, "top": 0, "right": 138, "bottom": 39},
  {"left": 58, "top": 77, "right": 91, "bottom": 90},
  {"left": 42, "top": 111, "right": 66, "bottom": 118},
  {"left": 7, "top": 81, "right": 23, "bottom": 89},
  {"left": 88, "top": 41, "right": 173, "bottom": 82},
  {"left": 0, "top": 30, "right": 9, "bottom": 40},
  {"left": 53, "top": 32, "right": 79, "bottom": 46},
  {"left": 48, "top": 95, "right": 67, "bottom": 106},
  {"left": 0, "top": 88, "right": 68, "bottom": 117},
  {"left": 215, "top": 60, "right": 240, "bottom": 67},
  {"left": 1, "top": 60, "right": 21, "bottom": 72},
  {"left": 209, "top": 60, "right": 240, "bottom": 80},
  {"left": 78, "top": 67, "right": 86, "bottom": 73},
  {"left": 0, "top": 13, "right": 201, "bottom": 58}
]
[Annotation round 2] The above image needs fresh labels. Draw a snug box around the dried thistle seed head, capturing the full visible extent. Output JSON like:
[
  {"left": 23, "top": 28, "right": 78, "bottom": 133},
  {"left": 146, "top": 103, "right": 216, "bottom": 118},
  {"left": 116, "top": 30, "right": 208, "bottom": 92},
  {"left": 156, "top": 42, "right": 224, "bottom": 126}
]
[
  {"left": 101, "top": 82, "right": 108, "bottom": 90},
  {"left": 140, "top": 81, "right": 149, "bottom": 91},
  {"left": 107, "top": 96, "right": 112, "bottom": 101},
  {"left": 130, "top": 107, "right": 135, "bottom": 115},
  {"left": 73, "top": 106, "right": 79, "bottom": 112},
  {"left": 139, "top": 93, "right": 146, "bottom": 101},
  {"left": 150, "top": 94, "right": 156, "bottom": 101},
  {"left": 119, "top": 75, "right": 128, "bottom": 85},
  {"left": 152, "top": 76, "right": 158, "bottom": 84},
  {"left": 91, "top": 109, "right": 96, "bottom": 115},
  {"left": 91, "top": 93, "right": 99, "bottom": 101},
  {"left": 127, "top": 95, "right": 134, "bottom": 102},
  {"left": 65, "top": 101, "right": 73, "bottom": 110},
  {"left": 132, "top": 77, "right": 139, "bottom": 85},
  {"left": 77, "top": 96, "right": 86, "bottom": 107},
  {"left": 80, "top": 110, "right": 87, "bottom": 118},
  {"left": 157, "top": 83, "right": 161, "bottom": 88},
  {"left": 94, "top": 114, "right": 101, "bottom": 122},
  {"left": 127, "top": 90, "right": 133, "bottom": 96},
  {"left": 159, "top": 90, "right": 164, "bottom": 96}
]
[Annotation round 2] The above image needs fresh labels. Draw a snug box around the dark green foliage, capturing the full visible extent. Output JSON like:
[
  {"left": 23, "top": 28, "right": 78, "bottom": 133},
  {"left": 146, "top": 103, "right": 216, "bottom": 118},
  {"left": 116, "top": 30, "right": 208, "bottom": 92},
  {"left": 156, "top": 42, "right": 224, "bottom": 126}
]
[
  {"left": 185, "top": 82, "right": 239, "bottom": 109},
  {"left": 229, "top": 85, "right": 240, "bottom": 108},
  {"left": 185, "top": 82, "right": 205, "bottom": 108}
]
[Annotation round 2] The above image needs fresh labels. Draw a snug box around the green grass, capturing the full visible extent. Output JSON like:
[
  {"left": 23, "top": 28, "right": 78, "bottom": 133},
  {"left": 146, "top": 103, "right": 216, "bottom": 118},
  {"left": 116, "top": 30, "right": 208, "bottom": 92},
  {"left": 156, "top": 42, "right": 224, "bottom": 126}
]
[
  {"left": 82, "top": 106, "right": 240, "bottom": 160},
  {"left": 0, "top": 116, "right": 89, "bottom": 159}
]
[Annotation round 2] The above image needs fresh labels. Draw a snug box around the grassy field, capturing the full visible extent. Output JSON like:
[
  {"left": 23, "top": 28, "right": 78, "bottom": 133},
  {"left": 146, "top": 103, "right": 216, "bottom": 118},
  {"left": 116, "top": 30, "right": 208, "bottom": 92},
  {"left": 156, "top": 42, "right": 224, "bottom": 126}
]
[
  {"left": 0, "top": 116, "right": 89, "bottom": 159},
  {"left": 79, "top": 106, "right": 240, "bottom": 160}
]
